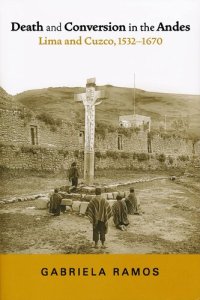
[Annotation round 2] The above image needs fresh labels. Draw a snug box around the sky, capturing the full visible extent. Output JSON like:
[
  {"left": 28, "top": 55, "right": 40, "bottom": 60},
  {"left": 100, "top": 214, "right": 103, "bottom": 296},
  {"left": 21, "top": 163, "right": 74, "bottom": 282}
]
[{"left": 0, "top": 0, "right": 200, "bottom": 95}]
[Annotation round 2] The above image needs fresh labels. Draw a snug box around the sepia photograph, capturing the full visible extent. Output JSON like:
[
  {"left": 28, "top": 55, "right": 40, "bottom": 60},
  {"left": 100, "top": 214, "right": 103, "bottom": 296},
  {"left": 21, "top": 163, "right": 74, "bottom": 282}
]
[{"left": 0, "top": 76, "right": 200, "bottom": 254}]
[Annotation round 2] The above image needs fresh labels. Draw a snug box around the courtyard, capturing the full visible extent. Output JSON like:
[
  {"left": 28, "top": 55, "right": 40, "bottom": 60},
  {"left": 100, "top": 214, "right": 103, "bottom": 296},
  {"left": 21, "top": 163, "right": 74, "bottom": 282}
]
[{"left": 0, "top": 172, "right": 199, "bottom": 254}]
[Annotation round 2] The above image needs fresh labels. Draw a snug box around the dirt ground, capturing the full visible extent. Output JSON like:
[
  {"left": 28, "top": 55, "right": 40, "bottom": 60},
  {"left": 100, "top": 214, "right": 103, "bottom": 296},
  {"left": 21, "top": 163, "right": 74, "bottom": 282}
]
[{"left": 0, "top": 177, "right": 199, "bottom": 254}]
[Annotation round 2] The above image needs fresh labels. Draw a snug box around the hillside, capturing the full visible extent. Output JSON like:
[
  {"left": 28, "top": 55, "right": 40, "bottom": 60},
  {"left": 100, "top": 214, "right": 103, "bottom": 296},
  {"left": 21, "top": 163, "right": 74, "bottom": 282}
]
[
  {"left": 11, "top": 85, "right": 200, "bottom": 135},
  {"left": 0, "top": 87, "right": 17, "bottom": 110}
]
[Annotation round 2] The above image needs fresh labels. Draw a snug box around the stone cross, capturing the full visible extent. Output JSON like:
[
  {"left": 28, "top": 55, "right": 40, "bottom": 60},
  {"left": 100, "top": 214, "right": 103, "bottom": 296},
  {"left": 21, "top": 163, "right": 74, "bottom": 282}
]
[{"left": 75, "top": 78, "right": 105, "bottom": 185}]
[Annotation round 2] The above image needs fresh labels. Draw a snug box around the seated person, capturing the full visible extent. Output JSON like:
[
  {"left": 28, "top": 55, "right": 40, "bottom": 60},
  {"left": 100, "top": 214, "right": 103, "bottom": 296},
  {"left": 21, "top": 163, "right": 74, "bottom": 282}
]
[
  {"left": 112, "top": 195, "right": 129, "bottom": 231},
  {"left": 125, "top": 187, "right": 141, "bottom": 215},
  {"left": 49, "top": 188, "right": 62, "bottom": 216}
]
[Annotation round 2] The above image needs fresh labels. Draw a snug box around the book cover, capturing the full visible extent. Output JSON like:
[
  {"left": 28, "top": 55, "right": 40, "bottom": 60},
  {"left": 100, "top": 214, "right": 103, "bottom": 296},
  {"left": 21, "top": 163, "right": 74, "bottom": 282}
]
[{"left": 0, "top": 0, "right": 200, "bottom": 299}]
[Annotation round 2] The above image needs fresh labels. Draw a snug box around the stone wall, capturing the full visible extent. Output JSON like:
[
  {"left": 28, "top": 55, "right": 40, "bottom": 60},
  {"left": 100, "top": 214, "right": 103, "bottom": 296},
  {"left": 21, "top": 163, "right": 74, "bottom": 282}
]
[
  {"left": 0, "top": 144, "right": 84, "bottom": 173},
  {"left": 94, "top": 153, "right": 190, "bottom": 171},
  {"left": 1, "top": 108, "right": 198, "bottom": 156},
  {"left": 0, "top": 144, "right": 191, "bottom": 173},
  {"left": 0, "top": 108, "right": 199, "bottom": 173},
  {"left": 0, "top": 109, "right": 82, "bottom": 150},
  {"left": 151, "top": 134, "right": 193, "bottom": 156},
  {"left": 95, "top": 131, "right": 148, "bottom": 153},
  {"left": 0, "top": 109, "right": 30, "bottom": 144}
]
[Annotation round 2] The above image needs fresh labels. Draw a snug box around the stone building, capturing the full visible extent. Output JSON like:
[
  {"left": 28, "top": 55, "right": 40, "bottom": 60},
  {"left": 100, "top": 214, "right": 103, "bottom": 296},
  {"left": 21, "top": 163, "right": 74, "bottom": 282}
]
[{"left": 119, "top": 114, "right": 151, "bottom": 131}]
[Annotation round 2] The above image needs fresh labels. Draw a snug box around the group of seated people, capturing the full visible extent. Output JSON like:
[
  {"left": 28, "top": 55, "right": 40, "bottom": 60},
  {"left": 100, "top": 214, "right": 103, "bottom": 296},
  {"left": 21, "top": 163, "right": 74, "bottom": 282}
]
[
  {"left": 49, "top": 186, "right": 141, "bottom": 248},
  {"left": 49, "top": 187, "right": 141, "bottom": 231}
]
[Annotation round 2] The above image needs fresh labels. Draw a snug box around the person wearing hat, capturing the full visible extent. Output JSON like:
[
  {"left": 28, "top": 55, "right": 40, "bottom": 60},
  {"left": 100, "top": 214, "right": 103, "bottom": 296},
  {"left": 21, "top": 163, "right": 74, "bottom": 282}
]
[
  {"left": 112, "top": 195, "right": 129, "bottom": 231},
  {"left": 85, "top": 187, "right": 112, "bottom": 249},
  {"left": 68, "top": 162, "right": 79, "bottom": 188}
]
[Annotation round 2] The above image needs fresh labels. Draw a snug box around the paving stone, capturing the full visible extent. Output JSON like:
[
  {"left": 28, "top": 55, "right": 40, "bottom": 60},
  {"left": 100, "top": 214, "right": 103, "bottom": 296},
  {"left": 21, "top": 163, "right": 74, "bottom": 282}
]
[
  {"left": 11, "top": 197, "right": 17, "bottom": 202},
  {"left": 107, "top": 192, "right": 113, "bottom": 200},
  {"left": 104, "top": 186, "right": 115, "bottom": 192},
  {"left": 81, "top": 186, "right": 96, "bottom": 194},
  {"left": 61, "top": 199, "right": 73, "bottom": 206},
  {"left": 101, "top": 193, "right": 107, "bottom": 199},
  {"left": 79, "top": 202, "right": 89, "bottom": 215},
  {"left": 72, "top": 201, "right": 81, "bottom": 212},
  {"left": 7, "top": 199, "right": 15, "bottom": 203},
  {"left": 65, "top": 193, "right": 81, "bottom": 200},
  {"left": 35, "top": 197, "right": 49, "bottom": 209},
  {"left": 65, "top": 206, "right": 72, "bottom": 212},
  {"left": 58, "top": 192, "right": 69, "bottom": 198}
]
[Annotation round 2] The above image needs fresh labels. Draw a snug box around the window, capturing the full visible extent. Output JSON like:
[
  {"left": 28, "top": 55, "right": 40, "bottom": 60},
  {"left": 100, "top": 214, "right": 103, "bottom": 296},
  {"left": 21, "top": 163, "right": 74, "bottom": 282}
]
[
  {"left": 30, "top": 126, "right": 38, "bottom": 145},
  {"left": 118, "top": 135, "right": 123, "bottom": 150},
  {"left": 79, "top": 130, "right": 84, "bottom": 145}
]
